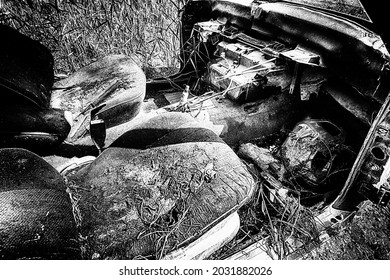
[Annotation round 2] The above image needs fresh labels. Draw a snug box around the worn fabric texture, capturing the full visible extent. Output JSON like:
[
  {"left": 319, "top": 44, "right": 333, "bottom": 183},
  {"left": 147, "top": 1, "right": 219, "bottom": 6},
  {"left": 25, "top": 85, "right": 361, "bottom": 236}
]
[
  {"left": 0, "top": 148, "right": 79, "bottom": 259},
  {"left": 68, "top": 112, "right": 255, "bottom": 259}
]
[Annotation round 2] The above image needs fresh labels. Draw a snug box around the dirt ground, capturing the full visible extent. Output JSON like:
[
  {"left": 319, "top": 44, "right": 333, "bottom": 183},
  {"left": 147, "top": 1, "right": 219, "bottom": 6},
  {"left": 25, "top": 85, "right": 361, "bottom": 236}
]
[{"left": 306, "top": 202, "right": 390, "bottom": 259}]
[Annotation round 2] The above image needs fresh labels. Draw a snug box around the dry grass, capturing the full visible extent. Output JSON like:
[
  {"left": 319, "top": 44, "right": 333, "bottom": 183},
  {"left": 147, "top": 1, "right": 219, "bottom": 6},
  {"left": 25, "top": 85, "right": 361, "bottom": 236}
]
[
  {"left": 209, "top": 182, "right": 321, "bottom": 260},
  {"left": 211, "top": 175, "right": 390, "bottom": 260},
  {"left": 0, "top": 0, "right": 188, "bottom": 76}
]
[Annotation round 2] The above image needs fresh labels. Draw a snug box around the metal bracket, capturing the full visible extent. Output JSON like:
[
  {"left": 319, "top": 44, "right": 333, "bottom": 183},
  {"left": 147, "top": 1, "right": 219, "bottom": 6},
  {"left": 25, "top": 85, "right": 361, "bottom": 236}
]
[
  {"left": 289, "top": 62, "right": 302, "bottom": 95},
  {"left": 378, "top": 186, "right": 390, "bottom": 206},
  {"left": 359, "top": 183, "right": 390, "bottom": 207}
]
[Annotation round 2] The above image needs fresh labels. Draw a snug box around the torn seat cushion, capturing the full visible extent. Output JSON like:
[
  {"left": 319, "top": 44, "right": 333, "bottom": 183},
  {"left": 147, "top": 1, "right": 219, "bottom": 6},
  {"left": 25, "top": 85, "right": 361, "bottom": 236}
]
[
  {"left": 67, "top": 112, "right": 255, "bottom": 259},
  {"left": 50, "top": 55, "right": 146, "bottom": 144}
]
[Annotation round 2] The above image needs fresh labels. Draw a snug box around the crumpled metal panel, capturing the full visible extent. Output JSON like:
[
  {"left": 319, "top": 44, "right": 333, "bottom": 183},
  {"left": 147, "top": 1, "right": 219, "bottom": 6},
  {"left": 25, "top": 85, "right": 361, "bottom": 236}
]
[
  {"left": 334, "top": 92, "right": 390, "bottom": 210},
  {"left": 210, "top": 0, "right": 253, "bottom": 29},
  {"left": 250, "top": 2, "right": 390, "bottom": 102}
]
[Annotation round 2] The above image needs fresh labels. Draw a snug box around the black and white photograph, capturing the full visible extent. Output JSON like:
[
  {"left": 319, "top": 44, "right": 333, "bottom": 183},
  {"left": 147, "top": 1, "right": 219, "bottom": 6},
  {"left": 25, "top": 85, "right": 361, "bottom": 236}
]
[{"left": 0, "top": 0, "right": 389, "bottom": 277}]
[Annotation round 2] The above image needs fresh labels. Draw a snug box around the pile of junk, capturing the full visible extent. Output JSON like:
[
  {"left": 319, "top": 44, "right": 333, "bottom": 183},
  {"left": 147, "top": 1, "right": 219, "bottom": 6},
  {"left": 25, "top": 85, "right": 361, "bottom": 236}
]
[{"left": 1, "top": 0, "right": 390, "bottom": 260}]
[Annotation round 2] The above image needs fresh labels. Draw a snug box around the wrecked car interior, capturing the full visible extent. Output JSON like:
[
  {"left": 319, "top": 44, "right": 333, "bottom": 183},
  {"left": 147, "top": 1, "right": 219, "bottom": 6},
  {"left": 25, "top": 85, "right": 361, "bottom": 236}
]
[{"left": 1, "top": 0, "right": 390, "bottom": 260}]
